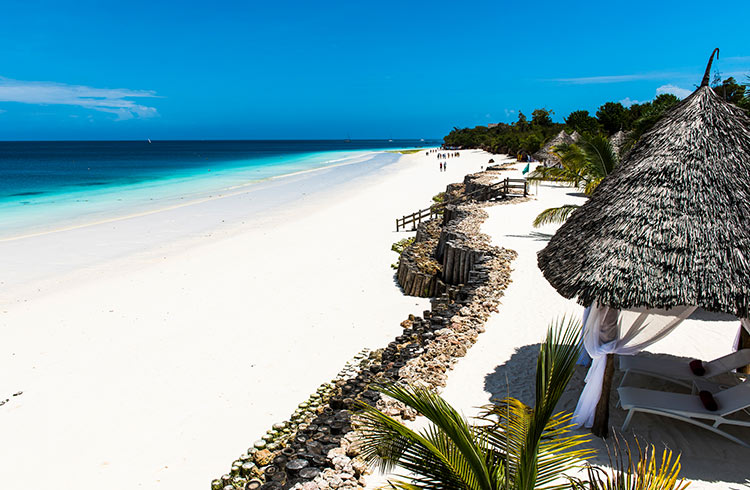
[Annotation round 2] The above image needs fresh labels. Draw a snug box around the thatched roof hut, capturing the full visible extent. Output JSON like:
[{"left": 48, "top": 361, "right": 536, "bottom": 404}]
[
  {"left": 532, "top": 130, "right": 579, "bottom": 166},
  {"left": 608, "top": 130, "right": 629, "bottom": 155},
  {"left": 538, "top": 49, "right": 750, "bottom": 318}
]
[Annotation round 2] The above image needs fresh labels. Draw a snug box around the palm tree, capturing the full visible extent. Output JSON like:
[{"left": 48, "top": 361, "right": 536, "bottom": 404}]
[
  {"left": 355, "top": 319, "right": 689, "bottom": 490},
  {"left": 356, "top": 318, "right": 593, "bottom": 489},
  {"left": 527, "top": 134, "right": 619, "bottom": 227}
]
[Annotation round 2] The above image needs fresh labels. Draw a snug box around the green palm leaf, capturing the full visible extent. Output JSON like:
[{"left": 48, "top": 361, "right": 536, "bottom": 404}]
[
  {"left": 527, "top": 134, "right": 619, "bottom": 197},
  {"left": 357, "top": 384, "right": 495, "bottom": 489},
  {"left": 355, "top": 319, "right": 591, "bottom": 490},
  {"left": 532, "top": 205, "right": 580, "bottom": 228}
]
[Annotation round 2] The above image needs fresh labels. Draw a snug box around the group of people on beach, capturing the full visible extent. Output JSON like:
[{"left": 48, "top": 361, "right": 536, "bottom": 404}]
[
  {"left": 433, "top": 150, "right": 460, "bottom": 172},
  {"left": 437, "top": 152, "right": 460, "bottom": 159}
]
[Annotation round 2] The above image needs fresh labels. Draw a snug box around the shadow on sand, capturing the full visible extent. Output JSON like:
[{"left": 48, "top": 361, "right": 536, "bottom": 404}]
[{"left": 482, "top": 344, "right": 750, "bottom": 485}]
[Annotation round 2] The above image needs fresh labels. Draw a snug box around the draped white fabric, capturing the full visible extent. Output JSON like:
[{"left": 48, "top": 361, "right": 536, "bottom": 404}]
[{"left": 572, "top": 303, "right": 698, "bottom": 428}]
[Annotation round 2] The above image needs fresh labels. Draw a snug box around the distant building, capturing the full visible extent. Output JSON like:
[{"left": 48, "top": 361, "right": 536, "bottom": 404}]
[{"left": 487, "top": 123, "right": 500, "bottom": 129}]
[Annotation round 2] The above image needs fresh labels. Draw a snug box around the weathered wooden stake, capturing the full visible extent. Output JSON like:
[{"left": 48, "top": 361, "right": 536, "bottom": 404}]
[
  {"left": 592, "top": 353, "right": 615, "bottom": 438},
  {"left": 442, "top": 246, "right": 452, "bottom": 281}
]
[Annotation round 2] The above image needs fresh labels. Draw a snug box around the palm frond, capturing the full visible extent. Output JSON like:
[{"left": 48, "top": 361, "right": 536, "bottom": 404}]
[
  {"left": 478, "top": 318, "right": 589, "bottom": 490},
  {"left": 357, "top": 384, "right": 496, "bottom": 490},
  {"left": 533, "top": 205, "right": 580, "bottom": 228},
  {"left": 581, "top": 435, "right": 689, "bottom": 490},
  {"left": 380, "top": 384, "right": 495, "bottom": 489},
  {"left": 527, "top": 135, "right": 619, "bottom": 199},
  {"left": 355, "top": 319, "right": 590, "bottom": 490},
  {"left": 356, "top": 399, "right": 470, "bottom": 489},
  {"left": 580, "top": 134, "right": 619, "bottom": 186},
  {"left": 516, "top": 317, "right": 584, "bottom": 490},
  {"left": 526, "top": 166, "right": 579, "bottom": 186}
]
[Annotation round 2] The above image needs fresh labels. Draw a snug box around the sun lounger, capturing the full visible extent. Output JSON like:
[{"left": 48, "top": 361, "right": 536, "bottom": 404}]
[
  {"left": 619, "top": 349, "right": 750, "bottom": 389},
  {"left": 618, "top": 385, "right": 750, "bottom": 448}
]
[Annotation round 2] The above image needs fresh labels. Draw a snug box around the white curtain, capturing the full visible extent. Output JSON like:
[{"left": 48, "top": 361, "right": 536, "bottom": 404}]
[{"left": 572, "top": 303, "right": 697, "bottom": 428}]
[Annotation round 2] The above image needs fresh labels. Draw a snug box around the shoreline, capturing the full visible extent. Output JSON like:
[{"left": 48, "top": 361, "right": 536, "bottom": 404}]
[
  {"left": 0, "top": 150, "right": 410, "bottom": 301},
  {"left": 0, "top": 149, "right": 397, "bottom": 242}
]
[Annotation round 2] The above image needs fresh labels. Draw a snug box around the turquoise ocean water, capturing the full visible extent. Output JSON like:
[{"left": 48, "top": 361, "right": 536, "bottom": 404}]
[{"left": 0, "top": 140, "right": 435, "bottom": 238}]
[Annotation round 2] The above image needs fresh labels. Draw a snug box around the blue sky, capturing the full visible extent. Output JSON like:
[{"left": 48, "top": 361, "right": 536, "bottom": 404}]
[{"left": 0, "top": 0, "right": 748, "bottom": 140}]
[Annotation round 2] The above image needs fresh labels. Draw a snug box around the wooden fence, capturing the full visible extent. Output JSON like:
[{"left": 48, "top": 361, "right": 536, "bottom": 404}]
[{"left": 396, "top": 177, "right": 527, "bottom": 231}]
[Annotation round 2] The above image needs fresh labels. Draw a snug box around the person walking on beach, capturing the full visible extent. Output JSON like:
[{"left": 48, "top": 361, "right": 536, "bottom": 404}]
[{"left": 439, "top": 161, "right": 443, "bottom": 172}]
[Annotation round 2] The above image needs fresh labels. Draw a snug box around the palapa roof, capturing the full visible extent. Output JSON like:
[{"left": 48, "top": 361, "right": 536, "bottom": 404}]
[
  {"left": 532, "top": 130, "right": 580, "bottom": 164},
  {"left": 609, "top": 130, "right": 629, "bottom": 155},
  {"left": 538, "top": 49, "right": 750, "bottom": 317}
]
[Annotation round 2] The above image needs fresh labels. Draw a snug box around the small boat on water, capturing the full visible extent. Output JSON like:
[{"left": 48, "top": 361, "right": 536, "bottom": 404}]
[{"left": 147, "top": 138, "right": 152, "bottom": 144}]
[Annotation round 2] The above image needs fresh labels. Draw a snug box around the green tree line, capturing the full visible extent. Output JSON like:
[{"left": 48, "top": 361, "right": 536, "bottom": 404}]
[{"left": 443, "top": 77, "right": 750, "bottom": 155}]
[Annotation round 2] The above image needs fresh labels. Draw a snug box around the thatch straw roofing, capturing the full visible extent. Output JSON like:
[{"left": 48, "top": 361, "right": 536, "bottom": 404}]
[
  {"left": 609, "top": 130, "right": 629, "bottom": 155},
  {"left": 538, "top": 49, "right": 750, "bottom": 317},
  {"left": 532, "top": 130, "right": 580, "bottom": 165}
]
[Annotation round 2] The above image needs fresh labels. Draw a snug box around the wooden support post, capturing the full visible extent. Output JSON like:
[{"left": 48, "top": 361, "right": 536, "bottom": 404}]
[
  {"left": 592, "top": 353, "right": 615, "bottom": 438},
  {"left": 444, "top": 246, "right": 454, "bottom": 284},
  {"left": 738, "top": 328, "right": 750, "bottom": 374}
]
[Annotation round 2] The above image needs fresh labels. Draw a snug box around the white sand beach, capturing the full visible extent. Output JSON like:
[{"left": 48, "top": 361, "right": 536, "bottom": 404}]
[
  {"left": 3, "top": 149, "right": 748, "bottom": 490},
  {"left": 0, "top": 149, "right": 490, "bottom": 489}
]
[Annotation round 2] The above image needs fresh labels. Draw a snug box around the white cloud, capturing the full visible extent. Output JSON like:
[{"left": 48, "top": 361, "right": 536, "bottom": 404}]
[
  {"left": 619, "top": 97, "right": 645, "bottom": 107},
  {"left": 504, "top": 108, "right": 516, "bottom": 117},
  {"left": 0, "top": 76, "right": 159, "bottom": 120},
  {"left": 550, "top": 72, "right": 680, "bottom": 84},
  {"left": 656, "top": 84, "right": 692, "bottom": 99}
]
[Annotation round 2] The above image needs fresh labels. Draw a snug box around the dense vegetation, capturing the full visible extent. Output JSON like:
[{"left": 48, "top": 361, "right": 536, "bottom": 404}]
[{"left": 443, "top": 77, "right": 750, "bottom": 156}]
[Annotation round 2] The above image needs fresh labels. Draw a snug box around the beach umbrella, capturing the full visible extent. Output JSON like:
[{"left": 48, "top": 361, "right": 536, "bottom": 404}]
[{"left": 537, "top": 49, "right": 750, "bottom": 435}]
